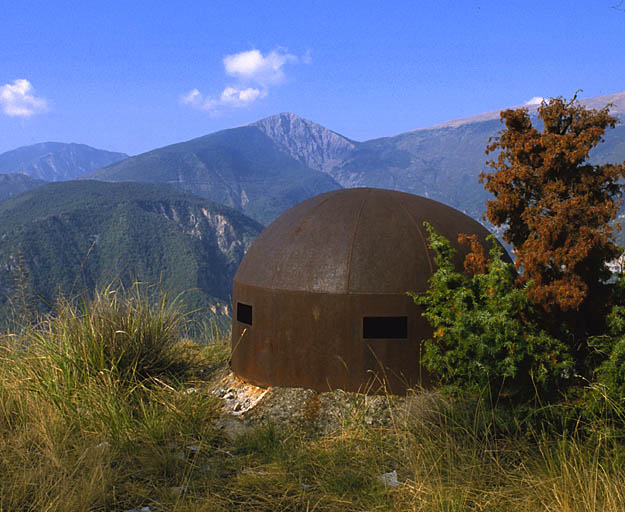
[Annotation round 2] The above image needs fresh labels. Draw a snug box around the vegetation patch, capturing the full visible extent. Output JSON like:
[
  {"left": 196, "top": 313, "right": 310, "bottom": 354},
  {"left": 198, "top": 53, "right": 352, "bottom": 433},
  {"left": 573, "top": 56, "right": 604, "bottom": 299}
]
[{"left": 0, "top": 285, "right": 623, "bottom": 510}]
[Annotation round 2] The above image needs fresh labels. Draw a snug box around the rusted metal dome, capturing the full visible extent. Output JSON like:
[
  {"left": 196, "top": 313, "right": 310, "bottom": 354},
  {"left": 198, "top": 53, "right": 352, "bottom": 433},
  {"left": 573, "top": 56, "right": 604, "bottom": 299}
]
[{"left": 231, "top": 188, "right": 500, "bottom": 395}]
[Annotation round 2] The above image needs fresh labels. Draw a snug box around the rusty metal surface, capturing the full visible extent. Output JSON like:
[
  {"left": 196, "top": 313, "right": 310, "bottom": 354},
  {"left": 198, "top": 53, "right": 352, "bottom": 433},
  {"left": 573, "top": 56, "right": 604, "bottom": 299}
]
[{"left": 232, "top": 188, "right": 504, "bottom": 395}]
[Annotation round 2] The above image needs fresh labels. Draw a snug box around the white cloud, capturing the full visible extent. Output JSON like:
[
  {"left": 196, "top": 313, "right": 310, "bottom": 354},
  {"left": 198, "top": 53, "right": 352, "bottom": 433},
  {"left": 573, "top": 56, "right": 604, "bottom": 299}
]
[
  {"left": 0, "top": 79, "right": 48, "bottom": 117},
  {"left": 223, "top": 48, "right": 297, "bottom": 86},
  {"left": 182, "top": 48, "right": 301, "bottom": 113},
  {"left": 220, "top": 86, "right": 265, "bottom": 106},
  {"left": 524, "top": 96, "right": 544, "bottom": 106},
  {"left": 181, "top": 86, "right": 266, "bottom": 111},
  {"left": 181, "top": 88, "right": 203, "bottom": 106}
]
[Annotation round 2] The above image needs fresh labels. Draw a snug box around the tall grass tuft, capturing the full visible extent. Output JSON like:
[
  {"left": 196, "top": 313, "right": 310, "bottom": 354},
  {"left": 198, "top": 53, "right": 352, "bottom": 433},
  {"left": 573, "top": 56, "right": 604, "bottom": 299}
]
[
  {"left": 35, "top": 284, "right": 189, "bottom": 384},
  {"left": 0, "top": 285, "right": 223, "bottom": 510}
]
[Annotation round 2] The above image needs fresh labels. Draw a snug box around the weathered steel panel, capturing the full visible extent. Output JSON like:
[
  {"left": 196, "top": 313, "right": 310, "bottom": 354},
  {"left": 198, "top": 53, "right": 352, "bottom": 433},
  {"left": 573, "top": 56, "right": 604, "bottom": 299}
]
[{"left": 231, "top": 188, "right": 506, "bottom": 395}]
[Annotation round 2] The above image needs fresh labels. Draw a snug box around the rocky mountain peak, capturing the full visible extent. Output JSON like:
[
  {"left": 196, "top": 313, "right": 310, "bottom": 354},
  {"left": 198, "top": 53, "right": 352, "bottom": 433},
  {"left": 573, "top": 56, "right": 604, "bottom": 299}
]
[{"left": 250, "top": 112, "right": 357, "bottom": 173}]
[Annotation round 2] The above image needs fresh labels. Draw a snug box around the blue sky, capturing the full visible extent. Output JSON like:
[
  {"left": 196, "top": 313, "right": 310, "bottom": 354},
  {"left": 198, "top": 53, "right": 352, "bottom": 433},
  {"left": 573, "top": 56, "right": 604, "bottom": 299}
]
[{"left": 1, "top": 0, "right": 624, "bottom": 155}]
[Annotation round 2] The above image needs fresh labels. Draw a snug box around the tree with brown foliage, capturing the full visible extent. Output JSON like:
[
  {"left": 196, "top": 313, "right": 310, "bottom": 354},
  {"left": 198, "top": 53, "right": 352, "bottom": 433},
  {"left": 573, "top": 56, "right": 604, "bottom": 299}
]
[
  {"left": 480, "top": 95, "right": 625, "bottom": 340},
  {"left": 458, "top": 233, "right": 489, "bottom": 275}
]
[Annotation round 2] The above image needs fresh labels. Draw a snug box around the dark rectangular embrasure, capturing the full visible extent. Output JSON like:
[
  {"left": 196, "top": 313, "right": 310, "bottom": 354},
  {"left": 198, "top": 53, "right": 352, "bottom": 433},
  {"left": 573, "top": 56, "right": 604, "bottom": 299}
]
[
  {"left": 363, "top": 316, "right": 407, "bottom": 339},
  {"left": 237, "top": 302, "right": 253, "bottom": 325}
]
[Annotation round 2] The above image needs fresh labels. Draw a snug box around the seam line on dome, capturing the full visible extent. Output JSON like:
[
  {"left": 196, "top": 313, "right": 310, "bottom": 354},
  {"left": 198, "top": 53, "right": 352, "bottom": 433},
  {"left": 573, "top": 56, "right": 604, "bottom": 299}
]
[
  {"left": 345, "top": 189, "right": 370, "bottom": 293},
  {"left": 399, "top": 196, "right": 434, "bottom": 275},
  {"left": 235, "top": 280, "right": 428, "bottom": 296}
]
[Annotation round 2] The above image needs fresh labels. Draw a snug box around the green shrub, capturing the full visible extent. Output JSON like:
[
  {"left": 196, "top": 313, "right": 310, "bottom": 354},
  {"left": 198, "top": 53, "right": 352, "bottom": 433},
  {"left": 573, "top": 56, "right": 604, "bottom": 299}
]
[
  {"left": 410, "top": 223, "right": 573, "bottom": 402},
  {"left": 590, "top": 275, "right": 625, "bottom": 411}
]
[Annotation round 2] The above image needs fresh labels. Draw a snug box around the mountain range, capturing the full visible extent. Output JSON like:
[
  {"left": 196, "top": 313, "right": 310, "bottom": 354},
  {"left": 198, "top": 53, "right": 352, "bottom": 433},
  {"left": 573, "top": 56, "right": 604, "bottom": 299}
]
[
  {"left": 0, "top": 91, "right": 623, "bottom": 327},
  {"left": 86, "top": 91, "right": 625, "bottom": 223},
  {"left": 249, "top": 92, "right": 625, "bottom": 221},
  {"left": 2, "top": 91, "right": 624, "bottom": 226}
]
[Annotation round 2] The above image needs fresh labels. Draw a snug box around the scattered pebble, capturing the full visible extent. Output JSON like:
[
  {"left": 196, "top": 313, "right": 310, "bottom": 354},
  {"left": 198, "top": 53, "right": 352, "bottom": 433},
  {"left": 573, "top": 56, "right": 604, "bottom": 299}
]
[
  {"left": 211, "top": 371, "right": 443, "bottom": 435},
  {"left": 241, "top": 468, "right": 269, "bottom": 475},
  {"left": 380, "top": 470, "right": 398, "bottom": 488}
]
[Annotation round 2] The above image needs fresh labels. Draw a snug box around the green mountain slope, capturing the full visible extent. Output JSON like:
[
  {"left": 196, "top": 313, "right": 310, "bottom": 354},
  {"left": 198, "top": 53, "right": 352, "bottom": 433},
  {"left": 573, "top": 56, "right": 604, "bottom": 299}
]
[
  {"left": 332, "top": 119, "right": 503, "bottom": 219},
  {"left": 0, "top": 173, "right": 46, "bottom": 202},
  {"left": 0, "top": 181, "right": 262, "bottom": 325},
  {"left": 0, "top": 142, "right": 128, "bottom": 181},
  {"left": 87, "top": 126, "right": 342, "bottom": 225}
]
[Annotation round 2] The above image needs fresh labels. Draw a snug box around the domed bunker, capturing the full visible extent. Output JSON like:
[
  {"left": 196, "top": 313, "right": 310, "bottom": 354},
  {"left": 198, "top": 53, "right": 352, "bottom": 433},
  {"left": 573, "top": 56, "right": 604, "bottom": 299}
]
[{"left": 231, "top": 188, "right": 500, "bottom": 395}]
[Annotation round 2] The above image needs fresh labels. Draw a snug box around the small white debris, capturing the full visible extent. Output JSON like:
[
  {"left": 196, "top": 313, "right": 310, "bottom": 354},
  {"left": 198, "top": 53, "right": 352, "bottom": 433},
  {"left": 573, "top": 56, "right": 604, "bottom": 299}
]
[
  {"left": 96, "top": 441, "right": 110, "bottom": 449},
  {"left": 380, "top": 470, "right": 398, "bottom": 488},
  {"left": 123, "top": 507, "right": 151, "bottom": 512},
  {"left": 183, "top": 387, "right": 198, "bottom": 394},
  {"left": 241, "top": 468, "right": 269, "bottom": 475},
  {"left": 186, "top": 445, "right": 200, "bottom": 452}
]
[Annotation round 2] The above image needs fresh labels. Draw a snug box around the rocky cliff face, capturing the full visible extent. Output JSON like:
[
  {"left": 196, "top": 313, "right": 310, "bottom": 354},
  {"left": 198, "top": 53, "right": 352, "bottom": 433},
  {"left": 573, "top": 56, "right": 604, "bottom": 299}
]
[
  {"left": 251, "top": 113, "right": 357, "bottom": 174},
  {"left": 152, "top": 200, "right": 257, "bottom": 272},
  {"left": 0, "top": 142, "right": 128, "bottom": 181}
]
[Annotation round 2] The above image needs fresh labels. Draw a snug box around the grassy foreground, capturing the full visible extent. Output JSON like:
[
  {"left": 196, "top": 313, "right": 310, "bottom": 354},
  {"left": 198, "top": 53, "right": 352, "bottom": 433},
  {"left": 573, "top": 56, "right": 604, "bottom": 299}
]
[{"left": 1, "top": 290, "right": 625, "bottom": 511}]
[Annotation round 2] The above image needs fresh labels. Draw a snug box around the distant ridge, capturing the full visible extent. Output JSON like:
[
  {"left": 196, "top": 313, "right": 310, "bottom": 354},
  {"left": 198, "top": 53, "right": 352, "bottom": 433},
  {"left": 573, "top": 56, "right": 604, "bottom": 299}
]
[
  {"left": 0, "top": 142, "right": 128, "bottom": 181},
  {"left": 0, "top": 173, "right": 46, "bottom": 202},
  {"left": 420, "top": 90, "right": 625, "bottom": 131},
  {"left": 87, "top": 90, "right": 625, "bottom": 227}
]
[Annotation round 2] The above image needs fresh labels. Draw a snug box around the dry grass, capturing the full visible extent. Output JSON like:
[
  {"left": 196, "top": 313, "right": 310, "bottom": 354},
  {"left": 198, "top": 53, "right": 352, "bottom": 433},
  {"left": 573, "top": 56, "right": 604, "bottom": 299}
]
[{"left": 0, "top": 289, "right": 624, "bottom": 510}]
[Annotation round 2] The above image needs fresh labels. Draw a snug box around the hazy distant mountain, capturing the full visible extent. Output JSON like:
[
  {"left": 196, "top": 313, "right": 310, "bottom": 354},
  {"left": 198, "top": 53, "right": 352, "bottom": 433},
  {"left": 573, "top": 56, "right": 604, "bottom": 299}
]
[
  {"left": 0, "top": 173, "right": 46, "bottom": 202},
  {"left": 0, "top": 181, "right": 262, "bottom": 324},
  {"left": 355, "top": 91, "right": 625, "bottom": 220},
  {"left": 87, "top": 126, "right": 341, "bottom": 225},
  {"left": 330, "top": 120, "right": 504, "bottom": 219},
  {"left": 0, "top": 142, "right": 128, "bottom": 181}
]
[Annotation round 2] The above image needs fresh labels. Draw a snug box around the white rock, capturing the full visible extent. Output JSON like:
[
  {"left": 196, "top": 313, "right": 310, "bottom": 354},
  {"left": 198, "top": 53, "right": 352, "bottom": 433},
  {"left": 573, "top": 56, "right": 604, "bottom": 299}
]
[{"left": 380, "top": 470, "right": 398, "bottom": 488}]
